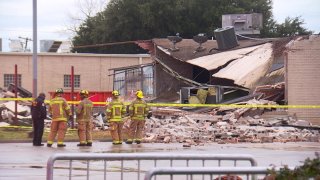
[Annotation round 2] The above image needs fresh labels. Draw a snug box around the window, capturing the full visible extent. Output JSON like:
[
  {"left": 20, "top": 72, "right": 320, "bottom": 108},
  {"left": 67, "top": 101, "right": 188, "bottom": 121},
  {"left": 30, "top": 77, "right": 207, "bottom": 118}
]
[
  {"left": 4, "top": 74, "right": 21, "bottom": 87},
  {"left": 64, "top": 75, "right": 80, "bottom": 88},
  {"left": 114, "top": 70, "right": 126, "bottom": 96},
  {"left": 126, "top": 68, "right": 142, "bottom": 94},
  {"left": 113, "top": 64, "right": 154, "bottom": 97},
  {"left": 142, "top": 66, "right": 154, "bottom": 96}
]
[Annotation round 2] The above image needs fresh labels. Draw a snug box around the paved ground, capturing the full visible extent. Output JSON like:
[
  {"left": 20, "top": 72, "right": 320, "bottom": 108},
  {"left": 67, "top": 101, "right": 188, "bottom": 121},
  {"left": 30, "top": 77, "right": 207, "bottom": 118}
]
[{"left": 0, "top": 142, "right": 319, "bottom": 180}]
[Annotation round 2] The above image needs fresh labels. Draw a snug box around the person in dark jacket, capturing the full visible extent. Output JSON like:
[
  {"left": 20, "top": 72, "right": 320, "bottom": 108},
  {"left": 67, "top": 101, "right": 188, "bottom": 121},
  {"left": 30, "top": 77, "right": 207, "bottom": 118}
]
[{"left": 31, "top": 93, "right": 47, "bottom": 146}]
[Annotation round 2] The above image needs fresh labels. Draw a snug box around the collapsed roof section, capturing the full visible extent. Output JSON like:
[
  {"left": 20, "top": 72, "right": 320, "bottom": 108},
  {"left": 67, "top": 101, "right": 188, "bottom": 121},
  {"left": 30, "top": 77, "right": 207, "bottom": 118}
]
[
  {"left": 209, "top": 43, "right": 273, "bottom": 89},
  {"left": 149, "top": 38, "right": 269, "bottom": 61},
  {"left": 138, "top": 38, "right": 275, "bottom": 89},
  {"left": 136, "top": 37, "right": 293, "bottom": 103}
]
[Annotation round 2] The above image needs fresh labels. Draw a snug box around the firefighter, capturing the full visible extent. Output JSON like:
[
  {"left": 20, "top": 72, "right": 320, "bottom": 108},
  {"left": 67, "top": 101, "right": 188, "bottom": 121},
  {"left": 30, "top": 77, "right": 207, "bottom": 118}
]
[
  {"left": 106, "top": 90, "right": 126, "bottom": 145},
  {"left": 126, "top": 90, "right": 149, "bottom": 144},
  {"left": 31, "top": 93, "right": 47, "bottom": 146},
  {"left": 47, "top": 88, "right": 72, "bottom": 147},
  {"left": 76, "top": 90, "right": 93, "bottom": 146}
]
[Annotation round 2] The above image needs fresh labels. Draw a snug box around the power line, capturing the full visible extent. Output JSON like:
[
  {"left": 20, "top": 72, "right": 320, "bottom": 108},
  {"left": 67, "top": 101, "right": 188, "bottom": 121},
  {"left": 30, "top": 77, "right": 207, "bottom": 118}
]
[
  {"left": 0, "top": 28, "right": 71, "bottom": 34},
  {"left": 73, "top": 40, "right": 151, "bottom": 49}
]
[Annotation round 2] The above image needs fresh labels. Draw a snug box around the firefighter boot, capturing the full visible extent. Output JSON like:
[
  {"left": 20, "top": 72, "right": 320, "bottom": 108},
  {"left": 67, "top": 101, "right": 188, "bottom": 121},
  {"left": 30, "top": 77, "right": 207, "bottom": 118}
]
[
  {"left": 77, "top": 143, "right": 87, "bottom": 147},
  {"left": 57, "top": 144, "right": 66, "bottom": 147},
  {"left": 125, "top": 139, "right": 133, "bottom": 144}
]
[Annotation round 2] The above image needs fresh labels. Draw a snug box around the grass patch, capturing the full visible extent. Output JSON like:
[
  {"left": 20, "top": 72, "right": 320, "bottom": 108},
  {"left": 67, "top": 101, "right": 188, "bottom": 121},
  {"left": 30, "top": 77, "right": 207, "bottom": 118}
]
[
  {"left": 0, "top": 127, "right": 32, "bottom": 140},
  {"left": 0, "top": 126, "right": 112, "bottom": 142}
]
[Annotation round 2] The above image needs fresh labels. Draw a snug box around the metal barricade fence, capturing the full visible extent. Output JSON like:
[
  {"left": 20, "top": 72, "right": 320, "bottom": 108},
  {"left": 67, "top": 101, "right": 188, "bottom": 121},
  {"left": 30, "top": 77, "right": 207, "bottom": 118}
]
[
  {"left": 144, "top": 166, "right": 292, "bottom": 180},
  {"left": 47, "top": 153, "right": 258, "bottom": 180}
]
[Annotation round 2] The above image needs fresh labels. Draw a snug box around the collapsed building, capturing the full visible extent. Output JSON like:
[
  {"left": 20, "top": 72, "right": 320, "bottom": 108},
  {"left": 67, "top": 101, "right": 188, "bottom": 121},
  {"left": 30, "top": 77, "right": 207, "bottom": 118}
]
[
  {"left": 137, "top": 34, "right": 320, "bottom": 125},
  {"left": 127, "top": 34, "right": 320, "bottom": 144},
  {"left": 137, "top": 37, "right": 282, "bottom": 99}
]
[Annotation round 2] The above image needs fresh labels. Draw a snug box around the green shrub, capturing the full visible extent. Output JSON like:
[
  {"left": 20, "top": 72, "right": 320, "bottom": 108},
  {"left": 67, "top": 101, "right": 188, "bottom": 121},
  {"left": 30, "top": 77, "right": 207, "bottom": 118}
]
[{"left": 268, "top": 152, "right": 320, "bottom": 179}]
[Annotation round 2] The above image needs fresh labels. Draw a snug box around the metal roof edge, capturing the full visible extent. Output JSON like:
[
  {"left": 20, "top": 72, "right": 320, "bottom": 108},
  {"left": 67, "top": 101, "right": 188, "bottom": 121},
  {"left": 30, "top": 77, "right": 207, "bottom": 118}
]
[
  {"left": 109, "top": 62, "right": 154, "bottom": 71},
  {"left": 0, "top": 52, "right": 151, "bottom": 58}
]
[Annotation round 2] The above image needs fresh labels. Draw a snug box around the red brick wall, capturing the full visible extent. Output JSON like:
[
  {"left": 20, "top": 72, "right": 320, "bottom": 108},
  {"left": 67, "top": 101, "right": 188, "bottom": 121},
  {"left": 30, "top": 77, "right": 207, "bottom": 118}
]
[{"left": 286, "top": 36, "right": 320, "bottom": 125}]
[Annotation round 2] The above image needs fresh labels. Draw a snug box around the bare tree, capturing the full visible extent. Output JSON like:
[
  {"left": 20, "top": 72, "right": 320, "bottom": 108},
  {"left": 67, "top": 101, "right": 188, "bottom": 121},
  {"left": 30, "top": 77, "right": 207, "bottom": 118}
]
[{"left": 65, "top": 0, "right": 109, "bottom": 36}]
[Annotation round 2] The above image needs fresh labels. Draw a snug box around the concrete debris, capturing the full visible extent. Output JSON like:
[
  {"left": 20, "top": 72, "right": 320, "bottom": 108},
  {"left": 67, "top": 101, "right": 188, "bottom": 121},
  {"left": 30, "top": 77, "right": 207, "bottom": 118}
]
[
  {"left": 293, "top": 120, "right": 311, "bottom": 126},
  {"left": 152, "top": 108, "right": 186, "bottom": 119},
  {"left": 141, "top": 99, "right": 320, "bottom": 146},
  {"left": 0, "top": 122, "right": 10, "bottom": 127},
  {"left": 0, "top": 88, "right": 34, "bottom": 126},
  {"left": 1, "top": 109, "right": 15, "bottom": 121},
  {"left": 92, "top": 112, "right": 107, "bottom": 130},
  {"left": 254, "top": 82, "right": 285, "bottom": 102},
  {"left": 2, "top": 101, "right": 30, "bottom": 115}
]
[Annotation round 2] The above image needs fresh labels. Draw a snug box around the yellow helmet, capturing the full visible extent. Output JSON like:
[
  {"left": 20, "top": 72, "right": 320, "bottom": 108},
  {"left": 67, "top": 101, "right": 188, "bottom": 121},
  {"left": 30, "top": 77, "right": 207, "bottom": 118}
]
[
  {"left": 112, "top": 90, "right": 120, "bottom": 96},
  {"left": 80, "top": 90, "right": 89, "bottom": 97},
  {"left": 136, "top": 90, "right": 144, "bottom": 98},
  {"left": 55, "top": 88, "right": 64, "bottom": 94}
]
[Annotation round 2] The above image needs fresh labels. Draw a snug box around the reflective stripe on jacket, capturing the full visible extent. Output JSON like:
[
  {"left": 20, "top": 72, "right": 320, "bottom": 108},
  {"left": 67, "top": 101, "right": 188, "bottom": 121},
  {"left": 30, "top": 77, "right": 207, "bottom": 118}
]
[
  {"left": 76, "top": 98, "right": 93, "bottom": 122},
  {"left": 31, "top": 96, "right": 47, "bottom": 119},
  {"left": 129, "top": 99, "right": 149, "bottom": 120},
  {"left": 49, "top": 97, "right": 71, "bottom": 121},
  {"left": 106, "top": 98, "right": 126, "bottom": 122}
]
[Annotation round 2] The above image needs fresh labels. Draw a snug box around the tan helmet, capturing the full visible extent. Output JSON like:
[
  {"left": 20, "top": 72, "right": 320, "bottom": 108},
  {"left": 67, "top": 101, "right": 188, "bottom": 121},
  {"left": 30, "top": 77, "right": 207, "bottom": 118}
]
[
  {"left": 112, "top": 90, "right": 120, "bottom": 97},
  {"left": 80, "top": 89, "right": 89, "bottom": 97},
  {"left": 55, "top": 88, "right": 64, "bottom": 94},
  {"left": 136, "top": 90, "right": 144, "bottom": 99}
]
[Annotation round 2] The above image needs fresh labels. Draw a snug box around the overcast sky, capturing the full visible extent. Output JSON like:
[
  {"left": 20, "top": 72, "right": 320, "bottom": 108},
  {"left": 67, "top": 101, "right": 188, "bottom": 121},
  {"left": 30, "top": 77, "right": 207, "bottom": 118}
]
[{"left": 0, "top": 0, "right": 319, "bottom": 52}]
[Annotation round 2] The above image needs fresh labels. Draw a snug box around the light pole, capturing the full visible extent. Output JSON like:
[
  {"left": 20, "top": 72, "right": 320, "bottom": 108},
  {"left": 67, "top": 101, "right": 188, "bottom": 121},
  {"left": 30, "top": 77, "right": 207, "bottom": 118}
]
[{"left": 32, "top": 0, "right": 37, "bottom": 98}]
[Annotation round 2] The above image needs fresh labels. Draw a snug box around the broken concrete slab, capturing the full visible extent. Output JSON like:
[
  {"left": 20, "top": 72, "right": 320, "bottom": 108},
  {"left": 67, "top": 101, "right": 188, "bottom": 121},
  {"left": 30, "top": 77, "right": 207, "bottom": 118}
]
[{"left": 2, "top": 101, "right": 30, "bottom": 115}]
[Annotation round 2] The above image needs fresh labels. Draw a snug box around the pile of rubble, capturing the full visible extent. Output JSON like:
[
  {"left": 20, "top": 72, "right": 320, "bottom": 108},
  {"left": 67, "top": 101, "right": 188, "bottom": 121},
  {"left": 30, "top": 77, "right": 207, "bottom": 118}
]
[
  {"left": 0, "top": 88, "right": 33, "bottom": 126},
  {"left": 135, "top": 99, "right": 320, "bottom": 146}
]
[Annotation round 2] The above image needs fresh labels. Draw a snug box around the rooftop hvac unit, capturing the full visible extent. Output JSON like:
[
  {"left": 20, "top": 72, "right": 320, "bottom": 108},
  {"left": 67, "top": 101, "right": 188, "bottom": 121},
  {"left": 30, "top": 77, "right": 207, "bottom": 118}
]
[
  {"left": 9, "top": 39, "right": 23, "bottom": 52},
  {"left": 40, "top": 40, "right": 62, "bottom": 52},
  {"left": 214, "top": 26, "right": 238, "bottom": 50}
]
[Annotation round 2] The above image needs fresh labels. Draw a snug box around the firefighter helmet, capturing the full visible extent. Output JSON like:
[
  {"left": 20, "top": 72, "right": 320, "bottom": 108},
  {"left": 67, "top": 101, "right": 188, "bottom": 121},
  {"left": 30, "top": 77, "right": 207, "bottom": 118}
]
[
  {"left": 55, "top": 88, "right": 64, "bottom": 94},
  {"left": 136, "top": 90, "right": 144, "bottom": 98},
  {"left": 112, "top": 90, "right": 120, "bottom": 96},
  {"left": 80, "top": 90, "right": 89, "bottom": 97}
]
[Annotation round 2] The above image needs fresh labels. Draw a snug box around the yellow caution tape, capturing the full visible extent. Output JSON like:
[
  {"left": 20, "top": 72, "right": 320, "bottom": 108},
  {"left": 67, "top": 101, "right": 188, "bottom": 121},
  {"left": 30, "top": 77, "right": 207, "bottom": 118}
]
[
  {"left": 0, "top": 125, "right": 33, "bottom": 129},
  {"left": 147, "top": 103, "right": 320, "bottom": 109},
  {"left": 0, "top": 125, "right": 79, "bottom": 131},
  {"left": 0, "top": 98, "right": 33, "bottom": 101},
  {"left": 1, "top": 98, "right": 320, "bottom": 108}
]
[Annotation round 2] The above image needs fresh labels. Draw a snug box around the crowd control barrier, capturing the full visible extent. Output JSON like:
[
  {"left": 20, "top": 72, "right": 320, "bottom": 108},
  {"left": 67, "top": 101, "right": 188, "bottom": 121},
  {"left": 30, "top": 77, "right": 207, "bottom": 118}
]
[
  {"left": 47, "top": 153, "right": 257, "bottom": 180},
  {"left": 144, "top": 166, "right": 295, "bottom": 180}
]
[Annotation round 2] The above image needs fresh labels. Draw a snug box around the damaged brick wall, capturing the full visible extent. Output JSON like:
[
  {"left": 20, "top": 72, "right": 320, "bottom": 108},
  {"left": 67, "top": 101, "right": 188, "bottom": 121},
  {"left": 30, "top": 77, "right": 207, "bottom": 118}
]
[{"left": 286, "top": 35, "right": 320, "bottom": 125}]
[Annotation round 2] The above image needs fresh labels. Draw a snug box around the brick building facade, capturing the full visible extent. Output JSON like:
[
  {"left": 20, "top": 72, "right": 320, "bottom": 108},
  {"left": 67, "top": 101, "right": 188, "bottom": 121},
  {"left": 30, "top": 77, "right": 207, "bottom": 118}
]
[
  {"left": 286, "top": 35, "right": 320, "bottom": 125},
  {"left": 0, "top": 52, "right": 151, "bottom": 98}
]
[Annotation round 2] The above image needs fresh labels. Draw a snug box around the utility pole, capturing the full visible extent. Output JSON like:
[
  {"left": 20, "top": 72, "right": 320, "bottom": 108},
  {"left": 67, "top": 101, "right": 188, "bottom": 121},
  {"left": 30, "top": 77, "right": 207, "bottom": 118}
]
[{"left": 18, "top": 36, "right": 32, "bottom": 52}]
